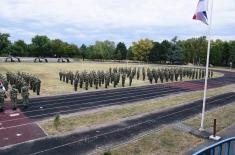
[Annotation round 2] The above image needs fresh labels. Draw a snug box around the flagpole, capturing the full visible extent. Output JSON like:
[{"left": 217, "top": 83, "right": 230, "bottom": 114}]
[{"left": 199, "top": 0, "right": 214, "bottom": 131}]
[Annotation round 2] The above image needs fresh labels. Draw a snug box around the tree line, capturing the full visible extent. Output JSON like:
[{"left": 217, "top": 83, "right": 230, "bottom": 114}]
[{"left": 0, "top": 33, "right": 234, "bottom": 66}]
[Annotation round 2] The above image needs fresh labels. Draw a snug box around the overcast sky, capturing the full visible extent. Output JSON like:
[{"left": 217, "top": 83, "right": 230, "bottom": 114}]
[{"left": 0, "top": 0, "right": 235, "bottom": 46}]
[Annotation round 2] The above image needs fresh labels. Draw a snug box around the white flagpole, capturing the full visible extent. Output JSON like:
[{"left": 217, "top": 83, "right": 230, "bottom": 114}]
[{"left": 199, "top": 0, "right": 214, "bottom": 131}]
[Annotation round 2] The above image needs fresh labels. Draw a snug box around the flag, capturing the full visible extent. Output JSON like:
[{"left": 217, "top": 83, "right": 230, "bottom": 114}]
[{"left": 193, "top": 0, "right": 209, "bottom": 25}]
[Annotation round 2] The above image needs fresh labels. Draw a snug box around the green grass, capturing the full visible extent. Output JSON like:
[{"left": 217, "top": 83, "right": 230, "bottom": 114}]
[
  {"left": 97, "top": 128, "right": 203, "bottom": 155},
  {"left": 184, "top": 102, "right": 235, "bottom": 132}
]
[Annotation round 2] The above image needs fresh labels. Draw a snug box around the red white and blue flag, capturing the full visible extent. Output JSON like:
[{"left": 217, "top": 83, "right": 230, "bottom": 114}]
[{"left": 193, "top": 0, "right": 209, "bottom": 25}]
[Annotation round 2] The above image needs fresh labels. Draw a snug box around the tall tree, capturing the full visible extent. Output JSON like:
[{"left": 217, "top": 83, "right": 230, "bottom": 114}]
[
  {"left": 160, "top": 40, "right": 172, "bottom": 63},
  {"left": 168, "top": 37, "right": 184, "bottom": 64},
  {"left": 0, "top": 33, "right": 11, "bottom": 55},
  {"left": 210, "top": 40, "right": 223, "bottom": 65},
  {"left": 115, "top": 42, "right": 127, "bottom": 60},
  {"left": 9, "top": 40, "right": 28, "bottom": 56},
  {"left": 132, "top": 39, "right": 154, "bottom": 61},
  {"left": 64, "top": 43, "right": 79, "bottom": 57},
  {"left": 80, "top": 44, "right": 87, "bottom": 60},
  {"left": 93, "top": 40, "right": 115, "bottom": 60},
  {"left": 149, "top": 42, "right": 161, "bottom": 62},
  {"left": 51, "top": 39, "right": 66, "bottom": 57},
  {"left": 221, "top": 41, "right": 230, "bottom": 65},
  {"left": 31, "top": 35, "right": 52, "bottom": 57}
]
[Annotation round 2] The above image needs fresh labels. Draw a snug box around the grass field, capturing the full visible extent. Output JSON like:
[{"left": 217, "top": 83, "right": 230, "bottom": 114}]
[
  {"left": 0, "top": 62, "right": 223, "bottom": 96},
  {"left": 185, "top": 102, "right": 235, "bottom": 132},
  {"left": 0, "top": 62, "right": 149, "bottom": 96},
  {"left": 40, "top": 85, "right": 234, "bottom": 135},
  {"left": 97, "top": 128, "right": 204, "bottom": 155}
]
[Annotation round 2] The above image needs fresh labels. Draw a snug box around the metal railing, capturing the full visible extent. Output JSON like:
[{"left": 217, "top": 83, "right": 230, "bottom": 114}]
[{"left": 193, "top": 137, "right": 235, "bottom": 155}]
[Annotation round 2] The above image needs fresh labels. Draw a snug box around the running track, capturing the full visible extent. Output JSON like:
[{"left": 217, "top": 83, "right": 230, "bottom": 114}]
[{"left": 0, "top": 70, "right": 234, "bottom": 149}]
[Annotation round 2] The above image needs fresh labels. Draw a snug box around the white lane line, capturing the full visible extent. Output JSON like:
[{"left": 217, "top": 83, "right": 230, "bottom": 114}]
[
  {"left": 16, "top": 133, "right": 22, "bottom": 137},
  {"left": 10, "top": 113, "right": 20, "bottom": 117}
]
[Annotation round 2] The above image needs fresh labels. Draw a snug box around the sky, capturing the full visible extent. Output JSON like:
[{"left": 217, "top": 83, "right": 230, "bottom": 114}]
[{"left": 0, "top": 0, "right": 235, "bottom": 46}]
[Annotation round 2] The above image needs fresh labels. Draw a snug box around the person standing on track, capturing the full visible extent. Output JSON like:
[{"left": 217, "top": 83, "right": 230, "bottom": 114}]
[
  {"left": 21, "top": 82, "right": 30, "bottom": 109},
  {"left": 10, "top": 84, "right": 18, "bottom": 110},
  {"left": 0, "top": 85, "right": 6, "bottom": 112}
]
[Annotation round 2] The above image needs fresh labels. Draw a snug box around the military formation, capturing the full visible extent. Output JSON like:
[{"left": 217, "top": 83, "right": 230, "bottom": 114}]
[
  {"left": 0, "top": 72, "right": 41, "bottom": 112},
  {"left": 59, "top": 67, "right": 213, "bottom": 91}
]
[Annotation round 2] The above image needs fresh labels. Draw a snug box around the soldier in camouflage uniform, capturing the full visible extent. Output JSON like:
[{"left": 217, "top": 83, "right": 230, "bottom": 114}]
[
  {"left": 59, "top": 71, "right": 62, "bottom": 81},
  {"left": 195, "top": 69, "right": 198, "bottom": 79},
  {"left": 0, "top": 85, "right": 6, "bottom": 112},
  {"left": 148, "top": 71, "right": 153, "bottom": 84},
  {"left": 21, "top": 82, "right": 30, "bottom": 108},
  {"left": 159, "top": 71, "right": 164, "bottom": 83},
  {"left": 74, "top": 77, "right": 78, "bottom": 91},
  {"left": 165, "top": 69, "right": 169, "bottom": 82},
  {"left": 122, "top": 74, "right": 126, "bottom": 87},
  {"left": 129, "top": 75, "right": 133, "bottom": 86},
  {"left": 137, "top": 68, "right": 140, "bottom": 80},
  {"left": 175, "top": 69, "right": 179, "bottom": 81},
  {"left": 10, "top": 85, "right": 18, "bottom": 110},
  {"left": 113, "top": 73, "right": 118, "bottom": 87},
  {"left": 3, "top": 79, "right": 8, "bottom": 91},
  {"left": 65, "top": 72, "right": 69, "bottom": 83},
  {"left": 35, "top": 79, "right": 41, "bottom": 95},
  {"left": 85, "top": 74, "right": 89, "bottom": 90},
  {"left": 142, "top": 68, "right": 146, "bottom": 81},
  {"left": 179, "top": 68, "right": 183, "bottom": 81},
  {"left": 94, "top": 73, "right": 99, "bottom": 89}
]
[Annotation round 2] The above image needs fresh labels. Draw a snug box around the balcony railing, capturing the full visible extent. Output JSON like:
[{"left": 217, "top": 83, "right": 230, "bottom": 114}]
[{"left": 193, "top": 137, "right": 235, "bottom": 155}]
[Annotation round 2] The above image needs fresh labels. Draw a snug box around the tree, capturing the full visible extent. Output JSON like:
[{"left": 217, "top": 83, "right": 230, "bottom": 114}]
[
  {"left": 221, "top": 41, "right": 230, "bottom": 65},
  {"left": 229, "top": 41, "right": 235, "bottom": 66},
  {"left": 167, "top": 36, "right": 184, "bottom": 64},
  {"left": 0, "top": 33, "right": 11, "bottom": 56},
  {"left": 92, "top": 40, "right": 115, "bottom": 60},
  {"left": 64, "top": 43, "right": 79, "bottom": 57},
  {"left": 51, "top": 39, "right": 66, "bottom": 57},
  {"left": 132, "top": 39, "right": 154, "bottom": 61},
  {"left": 180, "top": 37, "right": 207, "bottom": 65},
  {"left": 31, "top": 35, "right": 52, "bottom": 57},
  {"left": 160, "top": 40, "right": 172, "bottom": 63},
  {"left": 149, "top": 42, "right": 161, "bottom": 62},
  {"left": 127, "top": 47, "right": 134, "bottom": 60},
  {"left": 80, "top": 44, "right": 87, "bottom": 60},
  {"left": 8, "top": 40, "right": 28, "bottom": 56},
  {"left": 210, "top": 40, "right": 223, "bottom": 65},
  {"left": 115, "top": 42, "right": 127, "bottom": 60}
]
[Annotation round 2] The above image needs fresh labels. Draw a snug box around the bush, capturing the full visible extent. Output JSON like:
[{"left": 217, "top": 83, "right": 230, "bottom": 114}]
[
  {"left": 53, "top": 114, "right": 61, "bottom": 129},
  {"left": 103, "top": 150, "right": 112, "bottom": 155}
]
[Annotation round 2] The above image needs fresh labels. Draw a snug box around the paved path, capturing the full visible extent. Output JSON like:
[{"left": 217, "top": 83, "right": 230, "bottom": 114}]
[{"left": 0, "top": 70, "right": 234, "bottom": 149}]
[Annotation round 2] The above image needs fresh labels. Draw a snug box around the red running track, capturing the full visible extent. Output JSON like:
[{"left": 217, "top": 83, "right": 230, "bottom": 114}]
[{"left": 0, "top": 102, "right": 46, "bottom": 148}]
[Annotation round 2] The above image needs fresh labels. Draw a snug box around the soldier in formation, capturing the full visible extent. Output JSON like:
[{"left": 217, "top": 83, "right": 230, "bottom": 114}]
[
  {"left": 59, "top": 67, "right": 214, "bottom": 91},
  {"left": 10, "top": 85, "right": 18, "bottom": 110},
  {"left": 0, "top": 85, "right": 6, "bottom": 112},
  {"left": 21, "top": 82, "right": 30, "bottom": 108}
]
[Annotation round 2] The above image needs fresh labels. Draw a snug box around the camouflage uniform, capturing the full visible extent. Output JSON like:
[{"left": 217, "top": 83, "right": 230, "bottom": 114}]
[
  {"left": 122, "top": 74, "right": 126, "bottom": 87},
  {"left": 21, "top": 83, "right": 30, "bottom": 108},
  {"left": 129, "top": 75, "right": 133, "bottom": 86},
  {"left": 0, "top": 86, "right": 6, "bottom": 112},
  {"left": 35, "top": 79, "right": 41, "bottom": 95},
  {"left": 74, "top": 77, "right": 78, "bottom": 91},
  {"left": 3, "top": 79, "right": 8, "bottom": 91},
  {"left": 10, "top": 85, "right": 18, "bottom": 110}
]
